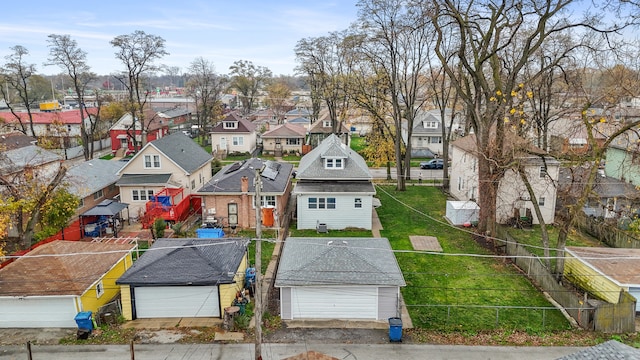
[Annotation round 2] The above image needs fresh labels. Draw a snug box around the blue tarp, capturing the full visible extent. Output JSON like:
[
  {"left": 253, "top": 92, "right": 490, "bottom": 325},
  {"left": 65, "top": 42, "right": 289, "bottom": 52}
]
[{"left": 151, "top": 195, "right": 172, "bottom": 207}]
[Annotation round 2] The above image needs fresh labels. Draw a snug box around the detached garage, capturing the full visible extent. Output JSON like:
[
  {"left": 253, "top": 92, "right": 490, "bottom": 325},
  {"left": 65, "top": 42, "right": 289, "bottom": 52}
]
[
  {"left": 276, "top": 237, "right": 405, "bottom": 320},
  {"left": 117, "top": 238, "right": 249, "bottom": 320},
  {"left": 0, "top": 240, "right": 136, "bottom": 328}
]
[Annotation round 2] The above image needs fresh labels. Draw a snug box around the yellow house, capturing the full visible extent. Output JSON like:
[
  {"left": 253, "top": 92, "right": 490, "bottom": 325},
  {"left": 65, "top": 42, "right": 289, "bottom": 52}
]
[
  {"left": 0, "top": 240, "right": 137, "bottom": 328},
  {"left": 117, "top": 238, "right": 249, "bottom": 319},
  {"left": 564, "top": 246, "right": 640, "bottom": 310}
]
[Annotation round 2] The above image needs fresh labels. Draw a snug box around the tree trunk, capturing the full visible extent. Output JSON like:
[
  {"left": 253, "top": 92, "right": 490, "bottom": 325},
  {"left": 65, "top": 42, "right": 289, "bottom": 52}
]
[{"left": 476, "top": 154, "right": 498, "bottom": 237}]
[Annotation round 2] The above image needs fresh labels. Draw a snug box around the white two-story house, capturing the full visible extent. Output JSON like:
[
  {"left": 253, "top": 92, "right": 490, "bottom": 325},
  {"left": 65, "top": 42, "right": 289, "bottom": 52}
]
[{"left": 449, "top": 134, "right": 559, "bottom": 225}]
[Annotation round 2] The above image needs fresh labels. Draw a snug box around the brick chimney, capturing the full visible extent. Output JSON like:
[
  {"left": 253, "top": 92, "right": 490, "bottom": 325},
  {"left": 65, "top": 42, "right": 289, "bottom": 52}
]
[{"left": 240, "top": 176, "right": 249, "bottom": 193}]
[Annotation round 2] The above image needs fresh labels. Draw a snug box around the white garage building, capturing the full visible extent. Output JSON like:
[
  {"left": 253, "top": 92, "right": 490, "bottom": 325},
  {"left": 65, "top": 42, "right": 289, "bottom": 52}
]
[{"left": 275, "top": 237, "right": 405, "bottom": 320}]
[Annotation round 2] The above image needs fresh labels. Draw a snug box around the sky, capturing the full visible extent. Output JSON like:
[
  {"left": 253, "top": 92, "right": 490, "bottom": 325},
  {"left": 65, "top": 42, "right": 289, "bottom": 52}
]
[{"left": 0, "top": 1, "right": 360, "bottom": 77}]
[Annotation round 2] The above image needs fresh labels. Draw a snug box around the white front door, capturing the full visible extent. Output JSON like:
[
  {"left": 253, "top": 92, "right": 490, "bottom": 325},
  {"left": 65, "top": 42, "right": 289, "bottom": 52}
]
[
  {"left": 220, "top": 137, "right": 227, "bottom": 150},
  {"left": 134, "top": 286, "right": 220, "bottom": 318}
]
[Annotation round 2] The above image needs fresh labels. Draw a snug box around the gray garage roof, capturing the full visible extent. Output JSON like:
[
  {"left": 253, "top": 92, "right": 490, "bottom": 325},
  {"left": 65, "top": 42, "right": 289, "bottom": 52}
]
[
  {"left": 275, "top": 237, "right": 405, "bottom": 287},
  {"left": 116, "top": 238, "right": 249, "bottom": 286},
  {"left": 65, "top": 159, "right": 125, "bottom": 198}
]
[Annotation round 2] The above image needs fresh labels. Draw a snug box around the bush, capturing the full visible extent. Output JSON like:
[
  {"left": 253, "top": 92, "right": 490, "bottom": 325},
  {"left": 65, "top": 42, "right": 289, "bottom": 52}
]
[{"left": 153, "top": 218, "right": 167, "bottom": 238}]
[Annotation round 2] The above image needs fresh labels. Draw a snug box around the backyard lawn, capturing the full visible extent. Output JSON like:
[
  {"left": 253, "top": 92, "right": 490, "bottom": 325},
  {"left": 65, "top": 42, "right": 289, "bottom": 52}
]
[{"left": 375, "top": 185, "right": 571, "bottom": 332}]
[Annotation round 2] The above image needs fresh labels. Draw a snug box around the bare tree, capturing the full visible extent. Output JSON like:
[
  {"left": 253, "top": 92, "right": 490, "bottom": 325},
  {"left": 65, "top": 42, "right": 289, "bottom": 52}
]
[
  {"left": 47, "top": 34, "right": 97, "bottom": 160},
  {"left": 186, "top": 57, "right": 228, "bottom": 142},
  {"left": 429, "top": 0, "right": 630, "bottom": 236},
  {"left": 355, "top": 0, "right": 434, "bottom": 190},
  {"left": 0, "top": 45, "right": 38, "bottom": 137},
  {"left": 228, "top": 60, "right": 272, "bottom": 116},
  {"left": 265, "top": 79, "right": 292, "bottom": 124},
  {"left": 111, "top": 30, "right": 168, "bottom": 152}
]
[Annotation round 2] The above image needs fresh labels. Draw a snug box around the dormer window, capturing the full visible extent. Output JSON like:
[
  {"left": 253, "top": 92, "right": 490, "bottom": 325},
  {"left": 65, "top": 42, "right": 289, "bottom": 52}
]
[
  {"left": 223, "top": 121, "right": 238, "bottom": 129},
  {"left": 325, "top": 158, "right": 344, "bottom": 169},
  {"left": 423, "top": 121, "right": 438, "bottom": 129}
]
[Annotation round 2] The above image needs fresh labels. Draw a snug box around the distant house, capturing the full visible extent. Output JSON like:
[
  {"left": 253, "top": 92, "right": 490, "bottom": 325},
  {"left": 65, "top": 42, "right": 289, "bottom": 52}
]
[
  {"left": 210, "top": 112, "right": 257, "bottom": 157},
  {"left": 0, "top": 240, "right": 136, "bottom": 328},
  {"left": 564, "top": 246, "right": 640, "bottom": 312},
  {"left": 197, "top": 158, "right": 294, "bottom": 230},
  {"left": 294, "top": 134, "right": 375, "bottom": 230},
  {"left": 307, "top": 117, "right": 350, "bottom": 148},
  {"left": 117, "top": 238, "right": 249, "bottom": 319},
  {"left": 261, "top": 123, "right": 307, "bottom": 156},
  {"left": 156, "top": 107, "right": 192, "bottom": 129},
  {"left": 65, "top": 159, "right": 125, "bottom": 217},
  {"left": 284, "top": 108, "right": 310, "bottom": 121},
  {"left": 411, "top": 111, "right": 443, "bottom": 158},
  {"left": 449, "top": 134, "right": 559, "bottom": 225},
  {"left": 109, "top": 108, "right": 169, "bottom": 156},
  {"left": 275, "top": 237, "right": 405, "bottom": 320},
  {"left": 557, "top": 167, "right": 640, "bottom": 219},
  {"left": 116, "top": 132, "right": 213, "bottom": 221},
  {"left": 604, "top": 144, "right": 640, "bottom": 187},
  {"left": 0, "top": 137, "right": 63, "bottom": 238},
  {"left": 286, "top": 116, "right": 311, "bottom": 127},
  {"left": 0, "top": 109, "right": 100, "bottom": 147}
]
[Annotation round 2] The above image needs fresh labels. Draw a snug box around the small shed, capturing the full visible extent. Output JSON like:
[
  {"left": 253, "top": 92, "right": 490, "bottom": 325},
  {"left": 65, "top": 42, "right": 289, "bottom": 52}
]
[{"left": 445, "top": 200, "right": 479, "bottom": 225}]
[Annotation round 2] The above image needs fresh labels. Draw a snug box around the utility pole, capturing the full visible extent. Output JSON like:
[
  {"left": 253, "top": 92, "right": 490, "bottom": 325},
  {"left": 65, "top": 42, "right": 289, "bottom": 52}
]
[{"left": 254, "top": 166, "right": 263, "bottom": 360}]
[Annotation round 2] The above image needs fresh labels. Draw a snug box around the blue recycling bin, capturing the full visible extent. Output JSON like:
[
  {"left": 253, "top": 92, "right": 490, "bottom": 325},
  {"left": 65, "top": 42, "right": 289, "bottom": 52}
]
[
  {"left": 74, "top": 311, "right": 93, "bottom": 332},
  {"left": 388, "top": 317, "right": 402, "bottom": 342}
]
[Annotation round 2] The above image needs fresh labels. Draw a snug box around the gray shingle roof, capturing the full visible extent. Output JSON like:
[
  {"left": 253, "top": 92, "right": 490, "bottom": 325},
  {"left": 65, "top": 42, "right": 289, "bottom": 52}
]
[
  {"left": 412, "top": 113, "right": 441, "bottom": 135},
  {"left": 149, "top": 132, "right": 213, "bottom": 174},
  {"left": 65, "top": 159, "right": 125, "bottom": 198},
  {"left": 556, "top": 340, "right": 640, "bottom": 359},
  {"left": 116, "top": 238, "right": 249, "bottom": 286},
  {"left": 0, "top": 145, "right": 61, "bottom": 175},
  {"left": 210, "top": 112, "right": 256, "bottom": 133},
  {"left": 293, "top": 181, "right": 375, "bottom": 195},
  {"left": 197, "top": 158, "right": 293, "bottom": 194},
  {"left": 275, "top": 237, "right": 406, "bottom": 287},
  {"left": 295, "top": 134, "right": 371, "bottom": 180},
  {"left": 116, "top": 173, "right": 172, "bottom": 186}
]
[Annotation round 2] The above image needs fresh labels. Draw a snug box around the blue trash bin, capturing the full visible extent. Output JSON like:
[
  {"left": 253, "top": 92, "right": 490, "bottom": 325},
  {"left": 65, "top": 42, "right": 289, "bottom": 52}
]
[
  {"left": 75, "top": 311, "right": 93, "bottom": 332},
  {"left": 388, "top": 317, "right": 402, "bottom": 342}
]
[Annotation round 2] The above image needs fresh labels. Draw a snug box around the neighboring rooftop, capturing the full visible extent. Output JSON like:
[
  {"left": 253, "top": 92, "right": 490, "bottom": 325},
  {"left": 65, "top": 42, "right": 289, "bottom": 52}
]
[
  {"left": 198, "top": 158, "right": 293, "bottom": 194},
  {"left": 65, "top": 159, "right": 125, "bottom": 198},
  {"left": 148, "top": 131, "right": 213, "bottom": 174}
]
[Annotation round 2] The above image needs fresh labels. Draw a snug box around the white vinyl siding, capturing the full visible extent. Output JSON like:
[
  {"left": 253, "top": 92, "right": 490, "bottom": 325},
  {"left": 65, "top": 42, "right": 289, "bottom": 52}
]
[
  {"left": 0, "top": 297, "right": 78, "bottom": 328},
  {"left": 297, "top": 194, "right": 373, "bottom": 230},
  {"left": 134, "top": 286, "right": 220, "bottom": 318},
  {"left": 290, "top": 286, "right": 377, "bottom": 319}
]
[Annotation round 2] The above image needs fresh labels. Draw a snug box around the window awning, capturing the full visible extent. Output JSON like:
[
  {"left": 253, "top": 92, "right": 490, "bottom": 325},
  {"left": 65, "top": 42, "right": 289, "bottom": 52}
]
[{"left": 116, "top": 134, "right": 128, "bottom": 139}]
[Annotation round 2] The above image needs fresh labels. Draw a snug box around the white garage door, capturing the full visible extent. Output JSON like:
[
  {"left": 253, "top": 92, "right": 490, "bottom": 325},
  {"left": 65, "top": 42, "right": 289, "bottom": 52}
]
[
  {"left": 0, "top": 297, "right": 78, "bottom": 328},
  {"left": 291, "top": 286, "right": 377, "bottom": 319},
  {"left": 134, "top": 286, "right": 220, "bottom": 318}
]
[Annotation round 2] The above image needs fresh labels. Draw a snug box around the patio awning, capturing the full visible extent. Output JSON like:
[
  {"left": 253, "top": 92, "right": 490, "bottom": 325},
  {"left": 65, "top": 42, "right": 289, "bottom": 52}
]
[
  {"left": 81, "top": 199, "right": 128, "bottom": 217},
  {"left": 116, "top": 134, "right": 128, "bottom": 139}
]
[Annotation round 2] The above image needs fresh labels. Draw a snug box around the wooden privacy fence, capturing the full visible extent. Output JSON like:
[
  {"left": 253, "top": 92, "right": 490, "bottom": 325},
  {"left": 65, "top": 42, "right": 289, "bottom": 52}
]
[
  {"left": 574, "top": 214, "right": 640, "bottom": 249},
  {"left": 498, "top": 229, "right": 636, "bottom": 333}
]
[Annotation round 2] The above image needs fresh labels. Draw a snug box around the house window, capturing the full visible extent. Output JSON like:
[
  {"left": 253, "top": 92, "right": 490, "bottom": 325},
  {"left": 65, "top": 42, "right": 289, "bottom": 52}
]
[
  {"left": 308, "top": 197, "right": 336, "bottom": 209},
  {"left": 539, "top": 166, "right": 547, "bottom": 178},
  {"left": 67, "top": 124, "right": 72, "bottom": 132},
  {"left": 538, "top": 197, "right": 546, "bottom": 206},
  {"left": 323, "top": 120, "right": 331, "bottom": 127},
  {"left": 77, "top": 198, "right": 84, "bottom": 208},
  {"left": 120, "top": 138, "right": 128, "bottom": 148},
  {"left": 93, "top": 189, "right": 104, "bottom": 200},
  {"left": 429, "top": 136, "right": 442, "bottom": 144},
  {"left": 286, "top": 138, "right": 301, "bottom": 145},
  {"left": 255, "top": 195, "right": 276, "bottom": 208},
  {"left": 96, "top": 281, "right": 104, "bottom": 298},
  {"left": 132, "top": 189, "right": 154, "bottom": 201},
  {"left": 144, "top": 154, "right": 161, "bottom": 168},
  {"left": 308, "top": 197, "right": 317, "bottom": 209},
  {"left": 325, "top": 158, "right": 344, "bottom": 169},
  {"left": 232, "top": 136, "right": 244, "bottom": 146},
  {"left": 191, "top": 179, "right": 196, "bottom": 189},
  {"left": 223, "top": 121, "right": 238, "bottom": 129},
  {"left": 424, "top": 121, "right": 438, "bottom": 128},
  {"left": 457, "top": 176, "right": 464, "bottom": 191},
  {"left": 354, "top": 198, "right": 362, "bottom": 208}
]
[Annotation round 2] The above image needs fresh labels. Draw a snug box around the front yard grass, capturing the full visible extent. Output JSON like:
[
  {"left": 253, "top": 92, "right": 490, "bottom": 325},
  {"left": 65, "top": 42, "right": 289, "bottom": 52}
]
[{"left": 375, "top": 186, "right": 571, "bottom": 332}]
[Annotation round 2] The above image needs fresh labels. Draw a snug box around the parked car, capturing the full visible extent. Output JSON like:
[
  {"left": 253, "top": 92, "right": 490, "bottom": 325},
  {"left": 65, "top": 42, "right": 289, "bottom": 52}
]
[{"left": 420, "top": 159, "right": 443, "bottom": 169}]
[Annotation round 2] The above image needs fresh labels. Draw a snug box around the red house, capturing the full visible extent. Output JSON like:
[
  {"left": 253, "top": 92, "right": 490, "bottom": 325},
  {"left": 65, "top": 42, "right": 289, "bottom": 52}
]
[{"left": 109, "top": 108, "right": 169, "bottom": 156}]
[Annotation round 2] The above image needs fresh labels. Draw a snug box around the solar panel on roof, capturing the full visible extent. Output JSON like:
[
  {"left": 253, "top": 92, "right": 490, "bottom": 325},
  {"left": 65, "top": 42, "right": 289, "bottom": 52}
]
[
  {"left": 262, "top": 167, "right": 278, "bottom": 180},
  {"left": 224, "top": 161, "right": 244, "bottom": 174}
]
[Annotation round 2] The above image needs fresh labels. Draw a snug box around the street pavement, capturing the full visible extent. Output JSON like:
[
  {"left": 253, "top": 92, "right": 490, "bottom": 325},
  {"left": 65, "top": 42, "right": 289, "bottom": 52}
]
[{"left": 0, "top": 343, "right": 585, "bottom": 360}]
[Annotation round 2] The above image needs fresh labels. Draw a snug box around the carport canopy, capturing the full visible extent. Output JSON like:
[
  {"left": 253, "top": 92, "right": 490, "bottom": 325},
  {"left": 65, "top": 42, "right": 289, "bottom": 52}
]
[{"left": 81, "top": 199, "right": 128, "bottom": 217}]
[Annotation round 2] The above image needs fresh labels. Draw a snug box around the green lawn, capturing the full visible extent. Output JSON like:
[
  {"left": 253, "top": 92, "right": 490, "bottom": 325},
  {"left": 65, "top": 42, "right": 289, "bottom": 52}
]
[
  {"left": 375, "top": 186, "right": 571, "bottom": 332},
  {"left": 240, "top": 229, "right": 277, "bottom": 275}
]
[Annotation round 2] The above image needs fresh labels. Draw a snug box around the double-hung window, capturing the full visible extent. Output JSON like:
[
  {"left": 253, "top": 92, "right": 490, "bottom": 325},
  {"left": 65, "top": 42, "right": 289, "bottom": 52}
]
[{"left": 144, "top": 154, "right": 161, "bottom": 168}]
